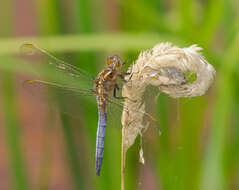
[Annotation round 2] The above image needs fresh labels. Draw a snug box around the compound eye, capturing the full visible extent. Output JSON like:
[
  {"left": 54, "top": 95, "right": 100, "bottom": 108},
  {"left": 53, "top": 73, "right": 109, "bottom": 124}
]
[
  {"left": 114, "top": 56, "right": 121, "bottom": 67},
  {"left": 113, "top": 56, "right": 119, "bottom": 62},
  {"left": 108, "top": 56, "right": 114, "bottom": 59},
  {"left": 106, "top": 56, "right": 114, "bottom": 65}
]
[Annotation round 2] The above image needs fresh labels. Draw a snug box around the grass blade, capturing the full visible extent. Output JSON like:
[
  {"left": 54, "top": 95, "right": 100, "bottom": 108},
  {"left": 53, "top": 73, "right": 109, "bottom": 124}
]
[{"left": 1, "top": 71, "right": 30, "bottom": 190}]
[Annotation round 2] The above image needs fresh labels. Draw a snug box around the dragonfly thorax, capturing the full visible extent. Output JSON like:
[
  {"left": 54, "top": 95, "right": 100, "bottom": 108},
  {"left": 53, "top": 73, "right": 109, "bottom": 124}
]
[
  {"left": 94, "top": 70, "right": 117, "bottom": 96},
  {"left": 93, "top": 56, "right": 122, "bottom": 98}
]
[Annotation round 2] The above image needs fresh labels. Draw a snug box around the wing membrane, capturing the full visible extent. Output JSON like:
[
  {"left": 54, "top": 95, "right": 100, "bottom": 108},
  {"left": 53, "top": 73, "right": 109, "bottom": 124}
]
[
  {"left": 23, "top": 79, "right": 97, "bottom": 118},
  {"left": 106, "top": 95, "right": 159, "bottom": 131},
  {"left": 24, "top": 79, "right": 158, "bottom": 131},
  {"left": 20, "top": 43, "right": 95, "bottom": 82},
  {"left": 24, "top": 79, "right": 94, "bottom": 95}
]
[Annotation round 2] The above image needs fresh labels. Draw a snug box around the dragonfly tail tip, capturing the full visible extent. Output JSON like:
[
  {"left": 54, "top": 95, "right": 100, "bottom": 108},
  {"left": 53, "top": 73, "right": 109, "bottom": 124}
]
[{"left": 96, "top": 169, "right": 101, "bottom": 176}]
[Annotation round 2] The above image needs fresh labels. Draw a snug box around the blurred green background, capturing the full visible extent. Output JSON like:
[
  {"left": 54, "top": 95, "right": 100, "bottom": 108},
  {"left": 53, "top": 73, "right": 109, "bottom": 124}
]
[{"left": 0, "top": 0, "right": 238, "bottom": 190}]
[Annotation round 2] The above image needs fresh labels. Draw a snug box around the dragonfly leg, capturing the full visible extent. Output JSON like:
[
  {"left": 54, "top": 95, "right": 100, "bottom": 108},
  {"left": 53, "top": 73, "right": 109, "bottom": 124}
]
[
  {"left": 113, "top": 84, "right": 137, "bottom": 103},
  {"left": 118, "top": 72, "right": 131, "bottom": 82},
  {"left": 113, "top": 84, "right": 125, "bottom": 99}
]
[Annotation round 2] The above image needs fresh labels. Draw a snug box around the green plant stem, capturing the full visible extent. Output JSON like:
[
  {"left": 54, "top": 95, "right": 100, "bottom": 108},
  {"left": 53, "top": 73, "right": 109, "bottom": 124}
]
[
  {"left": 1, "top": 72, "right": 30, "bottom": 190},
  {"left": 200, "top": 32, "right": 239, "bottom": 190},
  {"left": 0, "top": 33, "right": 184, "bottom": 55}
]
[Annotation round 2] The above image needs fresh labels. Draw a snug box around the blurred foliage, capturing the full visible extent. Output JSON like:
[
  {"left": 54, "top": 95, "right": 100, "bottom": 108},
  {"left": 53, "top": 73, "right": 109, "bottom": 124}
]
[{"left": 0, "top": 0, "right": 239, "bottom": 190}]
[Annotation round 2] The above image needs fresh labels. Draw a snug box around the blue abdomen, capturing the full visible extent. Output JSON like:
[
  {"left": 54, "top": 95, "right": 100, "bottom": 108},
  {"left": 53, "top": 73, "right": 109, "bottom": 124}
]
[{"left": 96, "top": 110, "right": 107, "bottom": 176}]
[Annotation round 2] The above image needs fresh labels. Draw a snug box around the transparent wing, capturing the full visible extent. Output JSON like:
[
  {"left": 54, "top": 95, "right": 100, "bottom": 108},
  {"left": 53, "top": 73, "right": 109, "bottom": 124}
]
[
  {"left": 20, "top": 43, "right": 94, "bottom": 87},
  {"left": 24, "top": 79, "right": 94, "bottom": 96},
  {"left": 23, "top": 79, "right": 158, "bottom": 131},
  {"left": 23, "top": 79, "right": 97, "bottom": 118},
  {"left": 106, "top": 93, "right": 160, "bottom": 131}
]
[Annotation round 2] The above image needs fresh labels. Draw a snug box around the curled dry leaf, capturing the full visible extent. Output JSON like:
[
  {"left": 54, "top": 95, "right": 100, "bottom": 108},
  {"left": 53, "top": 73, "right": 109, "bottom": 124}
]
[{"left": 121, "top": 43, "right": 216, "bottom": 176}]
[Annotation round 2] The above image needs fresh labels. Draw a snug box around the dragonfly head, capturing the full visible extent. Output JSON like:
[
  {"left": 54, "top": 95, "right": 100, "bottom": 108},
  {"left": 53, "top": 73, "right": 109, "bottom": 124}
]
[{"left": 106, "top": 55, "right": 122, "bottom": 69}]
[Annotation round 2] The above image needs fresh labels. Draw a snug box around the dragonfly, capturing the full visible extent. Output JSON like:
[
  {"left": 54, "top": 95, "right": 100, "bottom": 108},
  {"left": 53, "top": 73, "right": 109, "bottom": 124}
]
[{"left": 21, "top": 44, "right": 156, "bottom": 176}]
